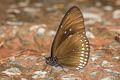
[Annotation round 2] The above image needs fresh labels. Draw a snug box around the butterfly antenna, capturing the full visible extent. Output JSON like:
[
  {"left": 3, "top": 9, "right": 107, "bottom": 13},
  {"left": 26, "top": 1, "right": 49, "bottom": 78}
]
[
  {"left": 17, "top": 48, "right": 46, "bottom": 61},
  {"left": 0, "top": 48, "right": 41, "bottom": 64},
  {"left": 19, "top": 48, "right": 39, "bottom": 54}
]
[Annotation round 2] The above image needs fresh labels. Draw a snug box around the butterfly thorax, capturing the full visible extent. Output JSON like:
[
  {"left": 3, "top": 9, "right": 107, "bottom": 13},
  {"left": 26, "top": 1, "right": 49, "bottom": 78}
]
[{"left": 45, "top": 56, "right": 59, "bottom": 66}]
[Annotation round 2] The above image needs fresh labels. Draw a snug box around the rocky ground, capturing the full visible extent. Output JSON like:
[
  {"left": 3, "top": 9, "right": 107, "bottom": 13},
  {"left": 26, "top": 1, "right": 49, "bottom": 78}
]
[{"left": 0, "top": 0, "right": 120, "bottom": 80}]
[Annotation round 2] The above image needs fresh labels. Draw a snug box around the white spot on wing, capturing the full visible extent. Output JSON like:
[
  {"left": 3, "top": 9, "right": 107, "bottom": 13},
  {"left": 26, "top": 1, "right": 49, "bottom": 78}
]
[
  {"left": 86, "top": 42, "right": 89, "bottom": 44},
  {"left": 85, "top": 52, "right": 89, "bottom": 54},
  {"left": 78, "top": 66, "right": 83, "bottom": 68},
  {"left": 81, "top": 48, "right": 85, "bottom": 50},
  {"left": 79, "top": 63, "right": 83, "bottom": 66},
  {"left": 86, "top": 48, "right": 89, "bottom": 51},
  {"left": 64, "top": 31, "right": 67, "bottom": 34},
  {"left": 80, "top": 60, "right": 84, "bottom": 63},
  {"left": 84, "top": 59, "right": 88, "bottom": 61},
  {"left": 69, "top": 28, "right": 72, "bottom": 31},
  {"left": 83, "top": 61, "right": 87, "bottom": 64},
  {"left": 86, "top": 45, "right": 89, "bottom": 47},
  {"left": 81, "top": 54, "right": 84, "bottom": 56},
  {"left": 80, "top": 57, "right": 84, "bottom": 60},
  {"left": 82, "top": 44, "right": 84, "bottom": 46},
  {"left": 82, "top": 63, "right": 86, "bottom": 66},
  {"left": 81, "top": 51, "right": 84, "bottom": 53}
]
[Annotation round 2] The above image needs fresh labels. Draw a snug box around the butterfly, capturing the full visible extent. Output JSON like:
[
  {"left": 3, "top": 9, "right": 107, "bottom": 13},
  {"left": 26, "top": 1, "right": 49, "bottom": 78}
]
[{"left": 34, "top": 6, "right": 90, "bottom": 70}]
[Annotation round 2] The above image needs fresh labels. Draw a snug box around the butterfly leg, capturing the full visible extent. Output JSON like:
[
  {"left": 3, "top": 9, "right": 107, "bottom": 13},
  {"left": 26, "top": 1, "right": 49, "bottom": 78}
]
[
  {"left": 61, "top": 65, "right": 67, "bottom": 73},
  {"left": 19, "top": 48, "right": 39, "bottom": 53}
]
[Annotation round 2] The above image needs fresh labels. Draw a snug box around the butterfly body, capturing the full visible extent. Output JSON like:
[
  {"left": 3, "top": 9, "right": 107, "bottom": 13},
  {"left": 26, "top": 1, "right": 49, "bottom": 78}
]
[{"left": 46, "top": 6, "right": 90, "bottom": 70}]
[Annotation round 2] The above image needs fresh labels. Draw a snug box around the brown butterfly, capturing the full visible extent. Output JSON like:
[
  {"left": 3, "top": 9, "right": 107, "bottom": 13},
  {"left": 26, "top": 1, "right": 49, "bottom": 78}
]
[{"left": 45, "top": 6, "right": 90, "bottom": 70}]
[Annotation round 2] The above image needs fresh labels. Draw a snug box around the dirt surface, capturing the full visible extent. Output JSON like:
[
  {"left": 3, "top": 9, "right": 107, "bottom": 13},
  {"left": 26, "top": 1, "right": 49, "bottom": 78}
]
[{"left": 0, "top": 0, "right": 120, "bottom": 80}]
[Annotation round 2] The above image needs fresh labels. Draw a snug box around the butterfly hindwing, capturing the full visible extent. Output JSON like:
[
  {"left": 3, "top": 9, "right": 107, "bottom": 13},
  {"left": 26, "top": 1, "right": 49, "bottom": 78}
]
[{"left": 54, "top": 34, "right": 90, "bottom": 69}]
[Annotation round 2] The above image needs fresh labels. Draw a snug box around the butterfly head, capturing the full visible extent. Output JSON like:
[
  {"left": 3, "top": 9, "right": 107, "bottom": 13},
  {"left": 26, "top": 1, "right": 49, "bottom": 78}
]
[{"left": 45, "top": 56, "right": 59, "bottom": 66}]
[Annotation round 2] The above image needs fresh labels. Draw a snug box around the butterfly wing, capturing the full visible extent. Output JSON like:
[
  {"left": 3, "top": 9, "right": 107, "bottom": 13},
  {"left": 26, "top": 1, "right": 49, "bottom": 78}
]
[{"left": 51, "top": 6, "right": 85, "bottom": 57}]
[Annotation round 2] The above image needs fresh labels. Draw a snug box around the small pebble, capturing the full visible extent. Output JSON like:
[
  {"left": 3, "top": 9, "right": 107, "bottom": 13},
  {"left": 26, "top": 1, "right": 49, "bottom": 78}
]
[
  {"left": 86, "top": 31, "right": 95, "bottom": 38},
  {"left": 2, "top": 67, "right": 22, "bottom": 76},
  {"left": 25, "top": 56, "right": 38, "bottom": 60},
  {"left": 24, "top": 7, "right": 39, "bottom": 13},
  {"left": 29, "top": 25, "right": 40, "bottom": 31},
  {"left": 104, "top": 6, "right": 113, "bottom": 11},
  {"left": 9, "top": 62, "right": 22, "bottom": 67},
  {"left": 37, "top": 27, "right": 46, "bottom": 36},
  {"left": 83, "top": 12, "right": 102, "bottom": 23},
  {"left": 104, "top": 20, "right": 112, "bottom": 26},
  {"left": 101, "top": 60, "right": 113, "bottom": 67},
  {"left": 116, "top": 0, "right": 120, "bottom": 5},
  {"left": 6, "top": 21, "right": 28, "bottom": 25},
  {"left": 85, "top": 20, "right": 96, "bottom": 25},
  {"left": 0, "top": 77, "right": 9, "bottom": 80},
  {"left": 7, "top": 9, "right": 21, "bottom": 14},
  {"left": 101, "top": 60, "right": 108, "bottom": 66},
  {"left": 21, "top": 78, "right": 27, "bottom": 80},
  {"left": 53, "top": 66, "right": 69, "bottom": 71},
  {"left": 9, "top": 56, "right": 15, "bottom": 62},
  {"left": 103, "top": 69, "right": 120, "bottom": 74},
  {"left": 46, "top": 7, "right": 59, "bottom": 13},
  {"left": 48, "top": 30, "right": 56, "bottom": 36},
  {"left": 30, "top": 24, "right": 47, "bottom": 31},
  {"left": 113, "top": 54, "right": 120, "bottom": 60},
  {"left": 10, "top": 4, "right": 17, "bottom": 8},
  {"left": 90, "top": 55, "right": 104, "bottom": 62},
  {"left": 92, "top": 65, "right": 100, "bottom": 69},
  {"left": 18, "top": 0, "right": 29, "bottom": 7},
  {"left": 95, "top": 2, "right": 101, "bottom": 7},
  {"left": 34, "top": 3, "right": 43, "bottom": 7},
  {"left": 113, "top": 9, "right": 120, "bottom": 19},
  {"left": 90, "top": 71, "right": 98, "bottom": 76},
  {"left": 12, "top": 26, "right": 19, "bottom": 35},
  {"left": 32, "top": 71, "right": 47, "bottom": 78},
  {"left": 101, "top": 76, "right": 115, "bottom": 80},
  {"left": 61, "top": 74, "right": 80, "bottom": 80}
]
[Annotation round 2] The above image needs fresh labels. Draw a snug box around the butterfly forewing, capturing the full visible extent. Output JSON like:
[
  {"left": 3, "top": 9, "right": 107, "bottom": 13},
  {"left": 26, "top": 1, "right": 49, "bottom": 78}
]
[{"left": 52, "top": 6, "right": 85, "bottom": 55}]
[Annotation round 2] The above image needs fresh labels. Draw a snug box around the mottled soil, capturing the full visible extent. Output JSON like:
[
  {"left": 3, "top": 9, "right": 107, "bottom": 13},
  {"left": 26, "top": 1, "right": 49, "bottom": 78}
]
[{"left": 0, "top": 0, "right": 120, "bottom": 80}]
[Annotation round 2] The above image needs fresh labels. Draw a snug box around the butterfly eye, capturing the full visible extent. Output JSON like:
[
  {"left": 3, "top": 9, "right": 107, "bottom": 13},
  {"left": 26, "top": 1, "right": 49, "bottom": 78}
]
[
  {"left": 69, "top": 28, "right": 72, "bottom": 31},
  {"left": 64, "top": 31, "right": 67, "bottom": 34}
]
